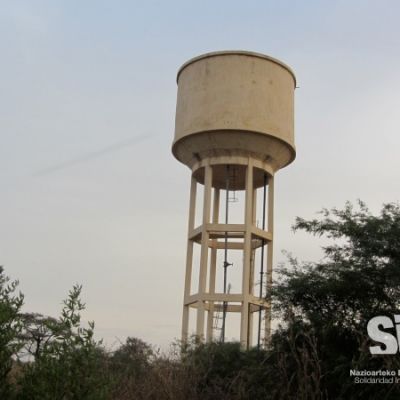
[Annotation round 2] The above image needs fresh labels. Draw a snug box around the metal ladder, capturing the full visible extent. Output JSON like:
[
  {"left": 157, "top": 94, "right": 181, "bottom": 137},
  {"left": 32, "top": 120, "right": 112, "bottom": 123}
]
[{"left": 213, "top": 283, "right": 231, "bottom": 341}]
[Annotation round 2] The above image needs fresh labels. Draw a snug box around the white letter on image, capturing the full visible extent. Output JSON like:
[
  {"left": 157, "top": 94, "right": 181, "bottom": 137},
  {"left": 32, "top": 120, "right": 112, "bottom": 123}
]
[{"left": 367, "top": 316, "right": 398, "bottom": 355}]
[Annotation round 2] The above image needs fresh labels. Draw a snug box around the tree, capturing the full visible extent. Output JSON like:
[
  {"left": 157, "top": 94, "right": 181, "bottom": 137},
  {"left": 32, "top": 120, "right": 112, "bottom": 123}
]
[
  {"left": 17, "top": 285, "right": 109, "bottom": 400},
  {"left": 0, "top": 266, "right": 24, "bottom": 398},
  {"left": 271, "top": 201, "right": 400, "bottom": 399},
  {"left": 111, "top": 336, "right": 154, "bottom": 376},
  {"left": 108, "top": 337, "right": 154, "bottom": 398},
  {"left": 18, "top": 313, "right": 63, "bottom": 361}
]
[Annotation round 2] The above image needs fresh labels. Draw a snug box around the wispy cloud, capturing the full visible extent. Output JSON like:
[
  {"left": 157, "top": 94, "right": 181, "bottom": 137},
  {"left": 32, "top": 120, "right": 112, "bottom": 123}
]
[{"left": 33, "top": 133, "right": 153, "bottom": 177}]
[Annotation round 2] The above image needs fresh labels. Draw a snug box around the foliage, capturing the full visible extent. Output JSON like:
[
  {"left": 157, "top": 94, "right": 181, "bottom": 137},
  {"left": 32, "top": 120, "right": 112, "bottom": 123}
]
[
  {"left": 16, "top": 285, "right": 109, "bottom": 400},
  {"left": 112, "top": 336, "right": 154, "bottom": 376},
  {"left": 180, "top": 339, "right": 273, "bottom": 400},
  {"left": 271, "top": 201, "right": 400, "bottom": 399},
  {"left": 0, "top": 266, "right": 24, "bottom": 398},
  {"left": 18, "top": 313, "right": 63, "bottom": 361},
  {"left": 107, "top": 337, "right": 154, "bottom": 398},
  {"left": 1, "top": 201, "right": 400, "bottom": 399}
]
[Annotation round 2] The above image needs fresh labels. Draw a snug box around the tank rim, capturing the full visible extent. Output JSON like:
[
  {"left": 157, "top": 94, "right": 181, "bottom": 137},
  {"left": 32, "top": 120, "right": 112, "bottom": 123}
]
[
  {"left": 171, "top": 129, "right": 296, "bottom": 171},
  {"left": 176, "top": 50, "right": 296, "bottom": 86}
]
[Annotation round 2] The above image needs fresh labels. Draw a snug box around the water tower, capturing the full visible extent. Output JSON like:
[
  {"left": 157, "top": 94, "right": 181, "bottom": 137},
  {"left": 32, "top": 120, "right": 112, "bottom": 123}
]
[{"left": 172, "top": 51, "right": 296, "bottom": 349}]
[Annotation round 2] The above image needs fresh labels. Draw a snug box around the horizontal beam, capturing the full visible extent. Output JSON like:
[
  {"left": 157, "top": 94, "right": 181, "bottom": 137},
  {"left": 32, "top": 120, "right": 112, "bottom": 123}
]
[
  {"left": 248, "top": 295, "right": 270, "bottom": 308},
  {"left": 203, "top": 293, "right": 243, "bottom": 302},
  {"left": 211, "top": 304, "right": 242, "bottom": 313},
  {"left": 185, "top": 293, "right": 244, "bottom": 305},
  {"left": 252, "top": 226, "right": 272, "bottom": 242},
  {"left": 189, "top": 226, "right": 202, "bottom": 241},
  {"left": 185, "top": 294, "right": 199, "bottom": 305},
  {"left": 185, "top": 294, "right": 270, "bottom": 307},
  {"left": 184, "top": 303, "right": 241, "bottom": 313},
  {"left": 207, "top": 223, "right": 245, "bottom": 232},
  {"left": 190, "top": 225, "right": 272, "bottom": 243},
  {"left": 211, "top": 241, "right": 243, "bottom": 250}
]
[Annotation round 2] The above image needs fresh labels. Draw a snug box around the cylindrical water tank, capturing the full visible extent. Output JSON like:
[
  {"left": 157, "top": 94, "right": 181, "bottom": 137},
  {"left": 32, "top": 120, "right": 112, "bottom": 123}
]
[{"left": 172, "top": 51, "right": 296, "bottom": 176}]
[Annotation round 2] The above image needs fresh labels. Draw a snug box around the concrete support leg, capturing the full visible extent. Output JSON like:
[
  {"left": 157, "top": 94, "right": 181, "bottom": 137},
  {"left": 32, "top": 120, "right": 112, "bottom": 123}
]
[
  {"left": 196, "top": 164, "right": 212, "bottom": 340},
  {"left": 264, "top": 175, "right": 274, "bottom": 346},
  {"left": 206, "top": 188, "right": 220, "bottom": 342},
  {"left": 182, "top": 176, "right": 197, "bottom": 342},
  {"left": 240, "top": 160, "right": 253, "bottom": 349}
]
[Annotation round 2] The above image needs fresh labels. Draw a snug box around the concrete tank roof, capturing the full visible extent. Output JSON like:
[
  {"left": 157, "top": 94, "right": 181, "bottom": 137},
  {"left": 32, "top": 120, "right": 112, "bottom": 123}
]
[{"left": 176, "top": 50, "right": 296, "bottom": 86}]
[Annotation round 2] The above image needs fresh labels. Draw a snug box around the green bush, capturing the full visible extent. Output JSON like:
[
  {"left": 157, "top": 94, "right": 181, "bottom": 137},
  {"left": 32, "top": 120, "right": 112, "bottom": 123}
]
[
  {"left": 16, "top": 285, "right": 109, "bottom": 400},
  {"left": 0, "top": 266, "right": 24, "bottom": 398}
]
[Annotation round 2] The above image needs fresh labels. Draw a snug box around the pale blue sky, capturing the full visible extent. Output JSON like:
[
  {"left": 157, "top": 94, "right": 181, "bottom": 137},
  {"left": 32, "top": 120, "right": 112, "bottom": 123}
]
[{"left": 1, "top": 0, "right": 400, "bottom": 347}]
